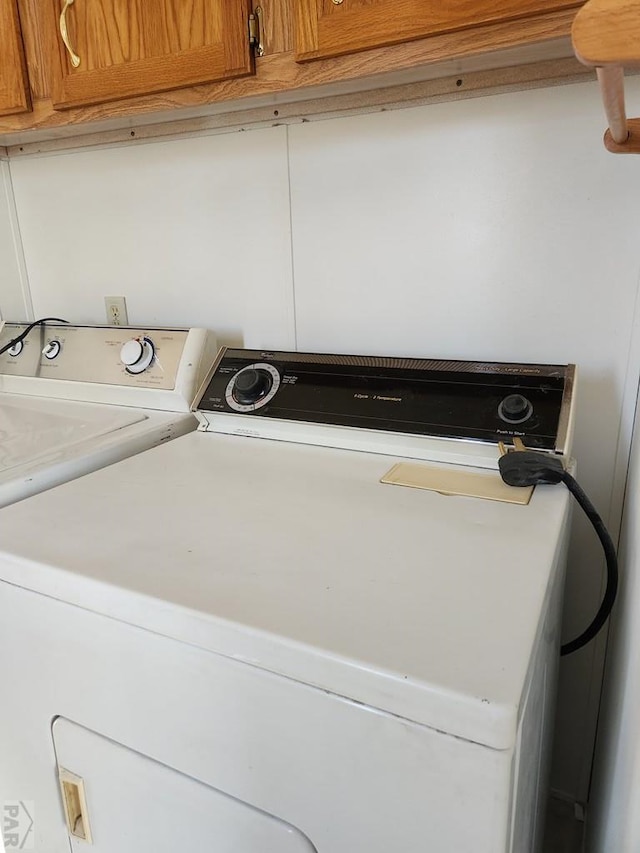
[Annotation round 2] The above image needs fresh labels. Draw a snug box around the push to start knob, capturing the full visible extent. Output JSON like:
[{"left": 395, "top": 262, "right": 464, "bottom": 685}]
[
  {"left": 498, "top": 393, "right": 534, "bottom": 424},
  {"left": 120, "top": 337, "right": 155, "bottom": 374},
  {"left": 233, "top": 368, "right": 273, "bottom": 405}
]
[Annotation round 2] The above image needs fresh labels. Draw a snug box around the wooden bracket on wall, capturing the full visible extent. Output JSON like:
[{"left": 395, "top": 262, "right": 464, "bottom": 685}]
[{"left": 572, "top": 0, "right": 640, "bottom": 153}]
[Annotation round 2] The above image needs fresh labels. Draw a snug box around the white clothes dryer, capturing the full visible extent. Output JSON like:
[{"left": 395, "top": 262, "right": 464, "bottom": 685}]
[{"left": 0, "top": 348, "right": 575, "bottom": 853}]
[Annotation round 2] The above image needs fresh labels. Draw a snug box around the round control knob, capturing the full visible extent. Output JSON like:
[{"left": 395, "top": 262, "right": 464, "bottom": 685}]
[
  {"left": 7, "top": 340, "right": 23, "bottom": 357},
  {"left": 120, "top": 337, "right": 155, "bottom": 374},
  {"left": 225, "top": 362, "right": 281, "bottom": 412},
  {"left": 498, "top": 393, "right": 534, "bottom": 424},
  {"left": 42, "top": 339, "right": 61, "bottom": 360},
  {"left": 233, "top": 368, "right": 273, "bottom": 405}
]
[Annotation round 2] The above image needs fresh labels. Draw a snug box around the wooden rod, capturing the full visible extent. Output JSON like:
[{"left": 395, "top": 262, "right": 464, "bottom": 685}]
[{"left": 597, "top": 65, "right": 629, "bottom": 144}]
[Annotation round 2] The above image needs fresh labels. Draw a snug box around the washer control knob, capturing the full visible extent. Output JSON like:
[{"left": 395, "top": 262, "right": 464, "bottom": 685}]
[
  {"left": 233, "top": 368, "right": 273, "bottom": 405},
  {"left": 498, "top": 394, "right": 534, "bottom": 424},
  {"left": 7, "top": 340, "right": 23, "bottom": 357},
  {"left": 120, "top": 337, "right": 155, "bottom": 374},
  {"left": 42, "top": 340, "right": 61, "bottom": 360}
]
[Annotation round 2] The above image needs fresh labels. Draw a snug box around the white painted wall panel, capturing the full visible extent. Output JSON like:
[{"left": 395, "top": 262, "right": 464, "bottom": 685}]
[
  {"left": 8, "top": 128, "right": 295, "bottom": 350},
  {"left": 288, "top": 82, "right": 640, "bottom": 367},
  {"left": 288, "top": 79, "right": 640, "bottom": 801}
]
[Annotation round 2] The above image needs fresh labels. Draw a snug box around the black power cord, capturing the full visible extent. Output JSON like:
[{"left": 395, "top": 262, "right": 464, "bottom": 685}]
[
  {"left": 0, "top": 318, "right": 68, "bottom": 357},
  {"left": 498, "top": 450, "right": 618, "bottom": 657}
]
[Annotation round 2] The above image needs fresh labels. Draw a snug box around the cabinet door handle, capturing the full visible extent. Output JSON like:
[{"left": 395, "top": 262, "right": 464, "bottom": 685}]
[{"left": 59, "top": 0, "right": 81, "bottom": 68}]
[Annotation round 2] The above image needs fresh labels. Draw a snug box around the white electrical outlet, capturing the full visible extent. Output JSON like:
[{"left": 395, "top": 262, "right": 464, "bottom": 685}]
[{"left": 105, "top": 296, "right": 128, "bottom": 326}]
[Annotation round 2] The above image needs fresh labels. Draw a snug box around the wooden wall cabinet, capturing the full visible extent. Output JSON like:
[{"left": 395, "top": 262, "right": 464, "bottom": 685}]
[
  {"left": 0, "top": 0, "right": 30, "bottom": 116},
  {"left": 44, "top": 0, "right": 255, "bottom": 110},
  {"left": 294, "top": 0, "right": 583, "bottom": 61},
  {"left": 0, "top": 0, "right": 587, "bottom": 145}
]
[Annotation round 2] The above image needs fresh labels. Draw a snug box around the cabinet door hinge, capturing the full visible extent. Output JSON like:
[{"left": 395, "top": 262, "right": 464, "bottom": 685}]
[{"left": 249, "top": 7, "right": 264, "bottom": 57}]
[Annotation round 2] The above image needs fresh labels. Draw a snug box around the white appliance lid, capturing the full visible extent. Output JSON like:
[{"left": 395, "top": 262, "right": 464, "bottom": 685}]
[
  {"left": 0, "top": 431, "right": 571, "bottom": 750},
  {"left": 0, "top": 395, "right": 147, "bottom": 479}
]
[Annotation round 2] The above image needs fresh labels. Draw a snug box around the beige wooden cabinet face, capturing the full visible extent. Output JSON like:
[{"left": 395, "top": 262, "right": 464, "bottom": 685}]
[
  {"left": 47, "top": 0, "right": 255, "bottom": 109},
  {"left": 0, "top": 0, "right": 30, "bottom": 116},
  {"left": 294, "top": 0, "right": 583, "bottom": 61}
]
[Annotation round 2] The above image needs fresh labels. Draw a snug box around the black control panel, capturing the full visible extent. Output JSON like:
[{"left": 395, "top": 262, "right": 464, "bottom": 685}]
[{"left": 196, "top": 349, "right": 576, "bottom": 452}]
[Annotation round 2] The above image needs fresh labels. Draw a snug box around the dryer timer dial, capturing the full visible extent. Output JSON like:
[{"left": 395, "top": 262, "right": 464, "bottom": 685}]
[{"left": 226, "top": 363, "right": 281, "bottom": 412}]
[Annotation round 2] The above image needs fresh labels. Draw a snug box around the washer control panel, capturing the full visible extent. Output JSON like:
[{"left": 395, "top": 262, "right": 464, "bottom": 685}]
[
  {"left": 196, "top": 348, "right": 576, "bottom": 453},
  {"left": 0, "top": 323, "right": 191, "bottom": 389}
]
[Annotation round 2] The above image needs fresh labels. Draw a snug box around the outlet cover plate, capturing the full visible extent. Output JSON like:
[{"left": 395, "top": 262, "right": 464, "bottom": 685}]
[{"left": 105, "top": 296, "right": 128, "bottom": 326}]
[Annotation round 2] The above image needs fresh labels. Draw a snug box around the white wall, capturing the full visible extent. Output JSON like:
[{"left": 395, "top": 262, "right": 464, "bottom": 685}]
[
  {"left": 5, "top": 77, "right": 640, "bottom": 803},
  {"left": 6, "top": 128, "right": 296, "bottom": 350}
]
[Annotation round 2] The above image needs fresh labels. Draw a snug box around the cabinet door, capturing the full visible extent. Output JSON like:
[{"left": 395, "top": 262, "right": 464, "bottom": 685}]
[
  {"left": 294, "top": 0, "right": 582, "bottom": 61},
  {"left": 0, "top": 0, "right": 30, "bottom": 116},
  {"left": 47, "top": 0, "right": 254, "bottom": 110}
]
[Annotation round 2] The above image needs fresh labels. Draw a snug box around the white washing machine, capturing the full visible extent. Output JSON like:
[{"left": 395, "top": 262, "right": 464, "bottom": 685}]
[
  {"left": 0, "top": 349, "right": 575, "bottom": 853},
  {"left": 0, "top": 321, "right": 217, "bottom": 506}
]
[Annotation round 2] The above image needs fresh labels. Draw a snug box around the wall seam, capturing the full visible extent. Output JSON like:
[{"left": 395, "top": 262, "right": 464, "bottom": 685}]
[
  {"left": 1, "top": 160, "right": 34, "bottom": 321},
  {"left": 285, "top": 124, "right": 298, "bottom": 350}
]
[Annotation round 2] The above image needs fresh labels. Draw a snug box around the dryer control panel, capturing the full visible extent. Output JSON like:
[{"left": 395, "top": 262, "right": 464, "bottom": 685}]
[{"left": 195, "top": 349, "right": 576, "bottom": 458}]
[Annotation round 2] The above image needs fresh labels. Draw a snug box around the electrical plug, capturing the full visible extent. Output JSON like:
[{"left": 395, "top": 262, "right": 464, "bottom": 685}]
[{"left": 498, "top": 440, "right": 565, "bottom": 487}]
